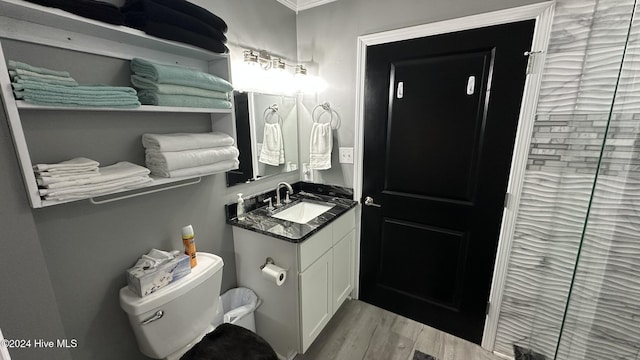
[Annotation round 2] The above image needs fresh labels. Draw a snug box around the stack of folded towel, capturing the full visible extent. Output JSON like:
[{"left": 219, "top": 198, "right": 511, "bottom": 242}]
[
  {"left": 130, "top": 58, "right": 233, "bottom": 109},
  {"left": 23, "top": 0, "right": 125, "bottom": 25},
  {"left": 9, "top": 60, "right": 141, "bottom": 108},
  {"left": 35, "top": 158, "right": 152, "bottom": 201},
  {"left": 121, "top": 0, "right": 229, "bottom": 54},
  {"left": 142, "top": 132, "right": 239, "bottom": 178}
]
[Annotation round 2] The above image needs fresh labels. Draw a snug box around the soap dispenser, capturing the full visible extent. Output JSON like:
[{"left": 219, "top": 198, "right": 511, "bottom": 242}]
[{"left": 236, "top": 193, "right": 246, "bottom": 220}]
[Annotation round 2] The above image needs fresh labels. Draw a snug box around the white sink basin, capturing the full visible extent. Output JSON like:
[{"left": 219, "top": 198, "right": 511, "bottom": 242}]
[{"left": 271, "top": 200, "right": 335, "bottom": 224}]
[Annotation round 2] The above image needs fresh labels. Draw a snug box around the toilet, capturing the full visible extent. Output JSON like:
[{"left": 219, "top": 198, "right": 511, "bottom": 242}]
[{"left": 119, "top": 252, "right": 224, "bottom": 360}]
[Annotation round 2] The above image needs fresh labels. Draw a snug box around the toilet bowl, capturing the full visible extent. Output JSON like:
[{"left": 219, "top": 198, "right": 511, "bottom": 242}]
[{"left": 120, "top": 252, "right": 224, "bottom": 359}]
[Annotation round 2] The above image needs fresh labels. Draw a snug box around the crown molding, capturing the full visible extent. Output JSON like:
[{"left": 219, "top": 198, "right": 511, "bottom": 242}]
[
  {"left": 275, "top": 0, "right": 297, "bottom": 12},
  {"left": 297, "top": 0, "right": 337, "bottom": 11},
  {"left": 275, "top": 0, "right": 337, "bottom": 13}
]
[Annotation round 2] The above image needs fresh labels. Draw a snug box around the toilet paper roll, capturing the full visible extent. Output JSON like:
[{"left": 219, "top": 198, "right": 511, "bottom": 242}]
[{"left": 261, "top": 263, "right": 287, "bottom": 286}]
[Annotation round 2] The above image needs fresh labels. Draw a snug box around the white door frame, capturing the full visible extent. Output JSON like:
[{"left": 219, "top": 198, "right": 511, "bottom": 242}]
[{"left": 352, "top": 1, "right": 555, "bottom": 351}]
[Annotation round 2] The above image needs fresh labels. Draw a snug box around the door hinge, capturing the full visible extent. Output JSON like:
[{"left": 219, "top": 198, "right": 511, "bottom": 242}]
[
  {"left": 524, "top": 50, "right": 543, "bottom": 75},
  {"left": 504, "top": 193, "right": 510, "bottom": 209},
  {"left": 486, "top": 301, "right": 491, "bottom": 315}
]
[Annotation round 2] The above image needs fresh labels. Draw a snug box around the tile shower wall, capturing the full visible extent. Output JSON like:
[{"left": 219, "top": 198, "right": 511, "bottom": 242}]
[{"left": 494, "top": 0, "right": 640, "bottom": 359}]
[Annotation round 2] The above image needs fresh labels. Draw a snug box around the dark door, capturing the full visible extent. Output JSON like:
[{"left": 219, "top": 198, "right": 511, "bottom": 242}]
[{"left": 360, "top": 20, "right": 535, "bottom": 344}]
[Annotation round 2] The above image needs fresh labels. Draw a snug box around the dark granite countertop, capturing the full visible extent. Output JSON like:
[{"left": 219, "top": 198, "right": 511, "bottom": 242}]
[{"left": 227, "top": 192, "right": 357, "bottom": 243}]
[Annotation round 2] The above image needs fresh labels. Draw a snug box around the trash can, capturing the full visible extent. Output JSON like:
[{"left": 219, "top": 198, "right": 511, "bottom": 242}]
[{"left": 213, "top": 287, "right": 260, "bottom": 332}]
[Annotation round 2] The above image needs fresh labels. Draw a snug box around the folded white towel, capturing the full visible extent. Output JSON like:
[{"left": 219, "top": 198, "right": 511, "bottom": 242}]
[
  {"left": 309, "top": 122, "right": 333, "bottom": 170},
  {"left": 37, "top": 172, "right": 101, "bottom": 186},
  {"left": 38, "top": 175, "right": 151, "bottom": 199},
  {"left": 33, "top": 157, "right": 100, "bottom": 172},
  {"left": 145, "top": 146, "right": 239, "bottom": 172},
  {"left": 39, "top": 161, "right": 150, "bottom": 189},
  {"left": 142, "top": 132, "right": 234, "bottom": 152},
  {"left": 259, "top": 123, "right": 285, "bottom": 166},
  {"left": 148, "top": 159, "right": 239, "bottom": 178}
]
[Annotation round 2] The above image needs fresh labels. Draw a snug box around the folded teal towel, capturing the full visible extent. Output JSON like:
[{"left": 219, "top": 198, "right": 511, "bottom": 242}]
[
  {"left": 10, "top": 71, "right": 79, "bottom": 87},
  {"left": 13, "top": 80, "right": 137, "bottom": 96},
  {"left": 8, "top": 60, "right": 72, "bottom": 78},
  {"left": 137, "top": 90, "right": 232, "bottom": 109},
  {"left": 15, "top": 92, "right": 141, "bottom": 108},
  {"left": 131, "top": 75, "right": 229, "bottom": 99},
  {"left": 131, "top": 58, "right": 234, "bottom": 93}
]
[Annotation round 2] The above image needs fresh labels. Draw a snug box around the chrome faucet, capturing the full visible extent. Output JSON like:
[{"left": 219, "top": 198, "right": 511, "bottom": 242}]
[{"left": 275, "top": 182, "right": 293, "bottom": 207}]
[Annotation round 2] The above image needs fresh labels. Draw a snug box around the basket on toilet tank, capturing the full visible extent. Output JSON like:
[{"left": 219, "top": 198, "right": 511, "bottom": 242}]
[{"left": 120, "top": 252, "right": 224, "bottom": 360}]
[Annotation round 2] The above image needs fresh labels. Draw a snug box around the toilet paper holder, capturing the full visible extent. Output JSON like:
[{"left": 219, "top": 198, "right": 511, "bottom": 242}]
[{"left": 260, "top": 257, "right": 275, "bottom": 270}]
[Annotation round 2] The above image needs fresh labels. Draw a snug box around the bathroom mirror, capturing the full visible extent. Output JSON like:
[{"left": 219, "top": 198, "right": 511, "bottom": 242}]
[{"left": 227, "top": 91, "right": 299, "bottom": 186}]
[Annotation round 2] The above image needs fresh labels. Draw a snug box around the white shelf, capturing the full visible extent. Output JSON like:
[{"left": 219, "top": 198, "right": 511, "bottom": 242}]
[
  {"left": 0, "top": 0, "right": 227, "bottom": 62},
  {"left": 16, "top": 101, "right": 233, "bottom": 114},
  {"left": 38, "top": 168, "right": 239, "bottom": 207},
  {"left": 0, "top": 0, "right": 237, "bottom": 208}
]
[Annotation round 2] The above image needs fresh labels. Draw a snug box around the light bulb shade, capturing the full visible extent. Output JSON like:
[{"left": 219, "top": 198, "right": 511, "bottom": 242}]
[
  {"left": 295, "top": 65, "right": 307, "bottom": 76},
  {"left": 271, "top": 58, "right": 286, "bottom": 70},
  {"left": 243, "top": 50, "right": 258, "bottom": 64}
]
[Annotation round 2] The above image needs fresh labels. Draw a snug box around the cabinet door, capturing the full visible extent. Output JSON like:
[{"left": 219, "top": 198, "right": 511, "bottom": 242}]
[
  {"left": 299, "top": 249, "right": 333, "bottom": 353},
  {"left": 332, "top": 229, "right": 354, "bottom": 312}
]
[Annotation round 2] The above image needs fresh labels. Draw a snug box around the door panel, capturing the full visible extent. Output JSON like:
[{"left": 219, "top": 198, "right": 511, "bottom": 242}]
[
  {"left": 386, "top": 51, "right": 491, "bottom": 201},
  {"left": 360, "top": 20, "right": 535, "bottom": 344},
  {"left": 332, "top": 230, "right": 354, "bottom": 311},
  {"left": 299, "top": 250, "right": 332, "bottom": 352},
  {"left": 379, "top": 219, "right": 466, "bottom": 307}
]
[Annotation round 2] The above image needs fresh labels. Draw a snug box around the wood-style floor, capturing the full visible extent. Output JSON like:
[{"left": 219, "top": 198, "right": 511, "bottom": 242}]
[{"left": 294, "top": 299, "right": 502, "bottom": 360}]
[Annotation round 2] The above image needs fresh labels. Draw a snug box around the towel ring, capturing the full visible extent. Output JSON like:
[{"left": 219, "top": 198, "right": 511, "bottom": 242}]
[
  {"left": 312, "top": 102, "right": 339, "bottom": 129},
  {"left": 263, "top": 104, "right": 283, "bottom": 125}
]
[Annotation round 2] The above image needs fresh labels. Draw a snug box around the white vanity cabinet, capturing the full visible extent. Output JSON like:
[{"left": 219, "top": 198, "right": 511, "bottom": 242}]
[
  {"left": 232, "top": 207, "right": 356, "bottom": 360},
  {"left": 0, "top": 0, "right": 236, "bottom": 208}
]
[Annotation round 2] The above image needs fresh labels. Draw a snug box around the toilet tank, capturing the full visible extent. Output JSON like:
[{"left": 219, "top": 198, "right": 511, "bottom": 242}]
[{"left": 120, "top": 252, "right": 224, "bottom": 359}]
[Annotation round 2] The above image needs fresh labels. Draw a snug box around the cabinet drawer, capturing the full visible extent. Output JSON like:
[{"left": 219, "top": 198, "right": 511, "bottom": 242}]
[
  {"left": 298, "top": 225, "right": 332, "bottom": 272},
  {"left": 332, "top": 208, "right": 355, "bottom": 244}
]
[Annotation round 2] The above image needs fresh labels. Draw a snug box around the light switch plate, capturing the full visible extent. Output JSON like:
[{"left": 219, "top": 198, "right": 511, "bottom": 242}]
[{"left": 339, "top": 147, "right": 354, "bottom": 164}]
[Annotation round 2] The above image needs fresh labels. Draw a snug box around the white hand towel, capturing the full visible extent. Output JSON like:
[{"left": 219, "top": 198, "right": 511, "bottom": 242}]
[
  {"left": 309, "top": 122, "right": 333, "bottom": 170},
  {"left": 145, "top": 146, "right": 239, "bottom": 172},
  {"left": 259, "top": 123, "right": 285, "bottom": 166},
  {"left": 148, "top": 159, "right": 239, "bottom": 178},
  {"left": 142, "top": 132, "right": 234, "bottom": 152},
  {"left": 39, "top": 161, "right": 150, "bottom": 189},
  {"left": 33, "top": 157, "right": 99, "bottom": 172}
]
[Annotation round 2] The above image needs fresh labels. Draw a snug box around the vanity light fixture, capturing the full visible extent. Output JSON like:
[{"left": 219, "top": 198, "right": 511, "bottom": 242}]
[
  {"left": 239, "top": 48, "right": 325, "bottom": 94},
  {"left": 243, "top": 49, "right": 301, "bottom": 74}
]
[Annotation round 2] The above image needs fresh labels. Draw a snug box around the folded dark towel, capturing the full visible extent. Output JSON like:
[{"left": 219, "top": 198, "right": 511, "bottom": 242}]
[
  {"left": 141, "top": 21, "right": 228, "bottom": 53},
  {"left": 123, "top": 0, "right": 227, "bottom": 33},
  {"left": 122, "top": 0, "right": 226, "bottom": 43},
  {"left": 23, "top": 0, "right": 124, "bottom": 25}
]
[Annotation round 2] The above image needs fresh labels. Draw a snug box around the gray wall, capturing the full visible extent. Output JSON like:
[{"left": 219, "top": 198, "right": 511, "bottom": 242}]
[
  {"left": 0, "top": 1, "right": 297, "bottom": 360},
  {"left": 0, "top": 104, "right": 70, "bottom": 360},
  {"left": 295, "top": 0, "right": 547, "bottom": 188}
]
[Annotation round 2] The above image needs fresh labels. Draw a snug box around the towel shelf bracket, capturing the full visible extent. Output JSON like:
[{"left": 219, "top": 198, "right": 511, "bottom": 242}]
[{"left": 89, "top": 177, "right": 202, "bottom": 205}]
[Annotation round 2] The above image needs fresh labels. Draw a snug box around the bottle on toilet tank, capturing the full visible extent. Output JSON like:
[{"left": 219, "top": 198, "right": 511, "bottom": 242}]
[{"left": 182, "top": 225, "right": 197, "bottom": 268}]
